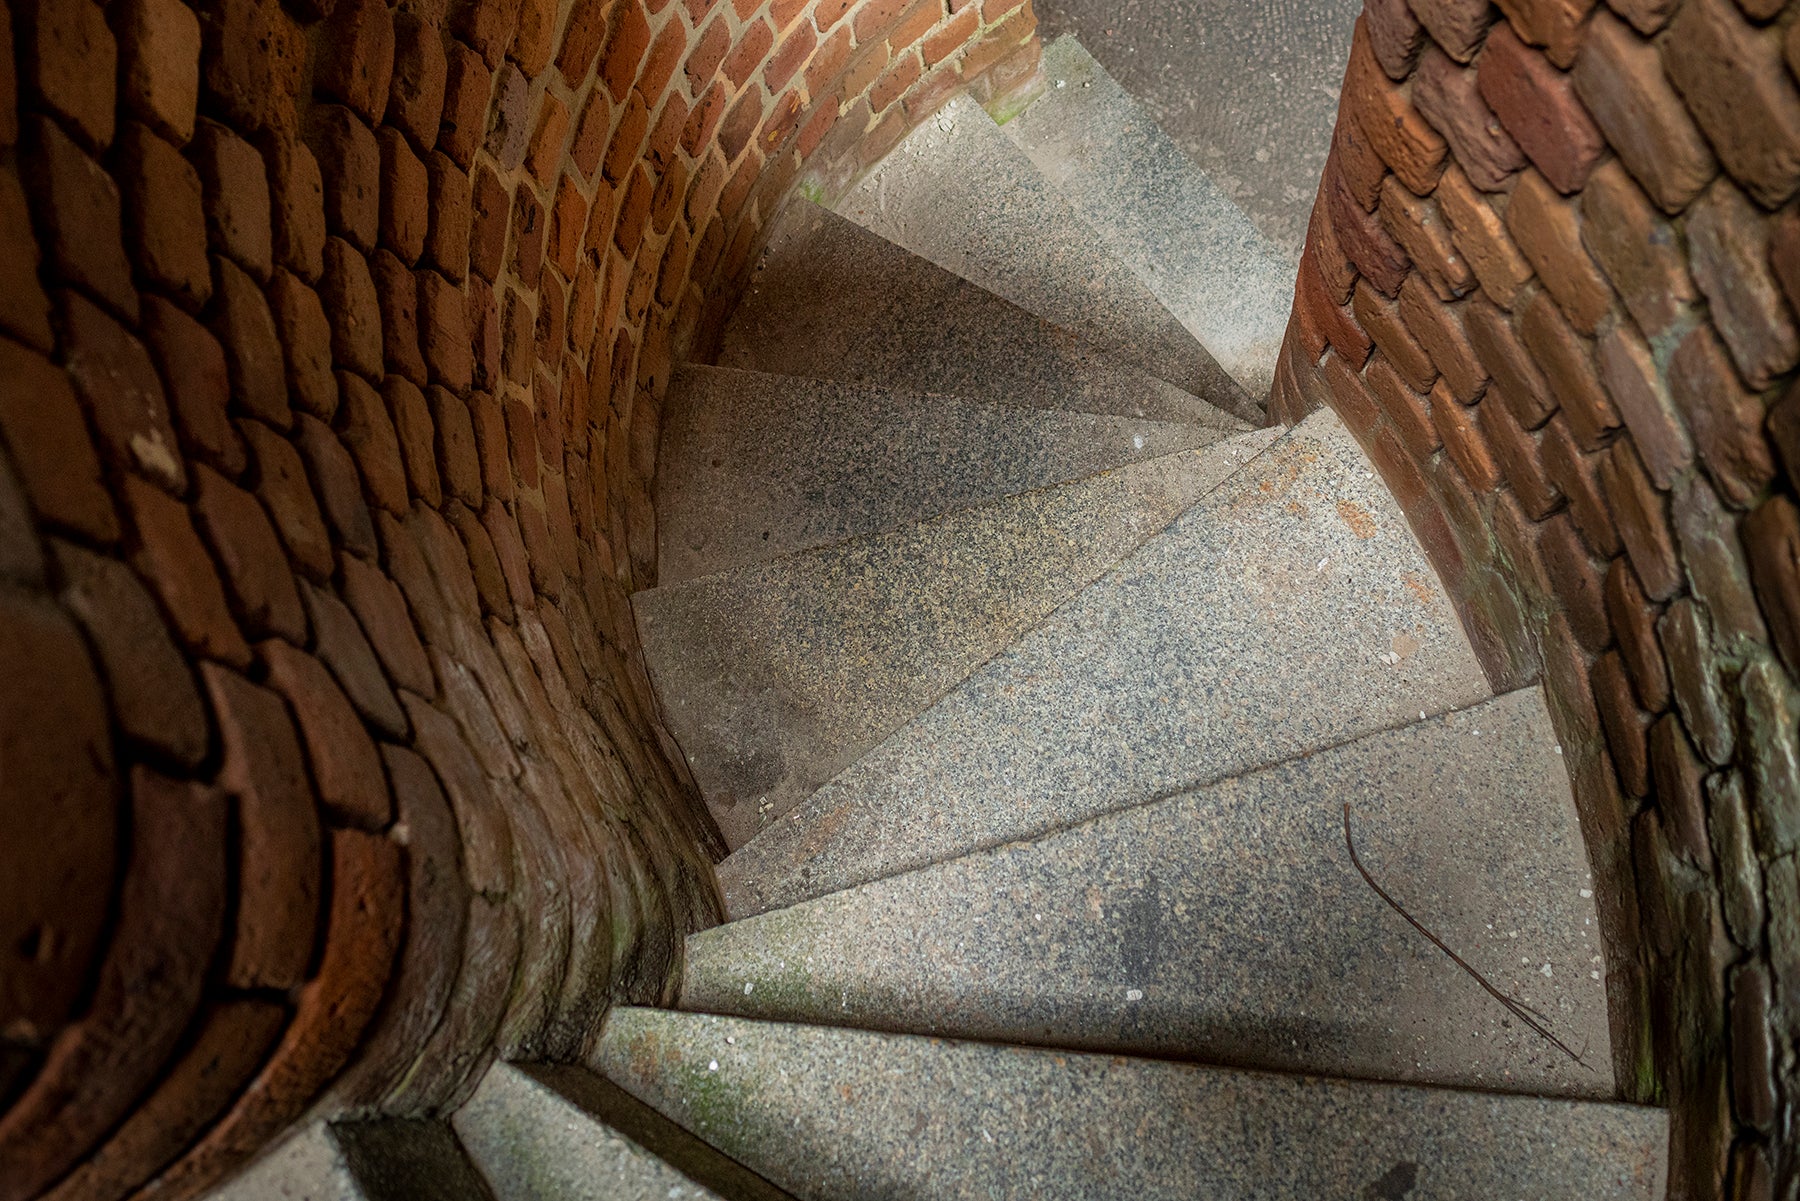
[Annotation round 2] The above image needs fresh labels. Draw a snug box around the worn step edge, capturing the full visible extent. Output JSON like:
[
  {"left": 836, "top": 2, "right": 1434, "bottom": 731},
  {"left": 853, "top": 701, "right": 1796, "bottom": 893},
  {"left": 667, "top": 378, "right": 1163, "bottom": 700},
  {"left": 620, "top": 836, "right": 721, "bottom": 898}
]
[{"left": 204, "top": 1119, "right": 495, "bottom": 1201}]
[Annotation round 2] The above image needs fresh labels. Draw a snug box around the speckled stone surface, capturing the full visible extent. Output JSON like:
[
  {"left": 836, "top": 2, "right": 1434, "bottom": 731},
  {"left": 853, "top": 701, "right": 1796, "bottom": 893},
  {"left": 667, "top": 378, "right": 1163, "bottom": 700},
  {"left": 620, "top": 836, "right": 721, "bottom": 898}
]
[
  {"left": 1004, "top": 37, "right": 1295, "bottom": 398},
  {"left": 207, "top": 1121, "right": 494, "bottom": 1201},
  {"left": 718, "top": 409, "right": 1491, "bottom": 911},
  {"left": 453, "top": 1062, "right": 725, "bottom": 1201},
  {"left": 207, "top": 1125, "right": 368, "bottom": 1201},
  {"left": 716, "top": 202, "right": 1232, "bottom": 424},
  {"left": 838, "top": 94, "right": 1260, "bottom": 424},
  {"left": 594, "top": 1009, "right": 1669, "bottom": 1201},
  {"left": 656, "top": 364, "right": 1244, "bottom": 585},
  {"left": 637, "top": 434, "right": 1279, "bottom": 848},
  {"left": 685, "top": 688, "right": 1614, "bottom": 1099}
]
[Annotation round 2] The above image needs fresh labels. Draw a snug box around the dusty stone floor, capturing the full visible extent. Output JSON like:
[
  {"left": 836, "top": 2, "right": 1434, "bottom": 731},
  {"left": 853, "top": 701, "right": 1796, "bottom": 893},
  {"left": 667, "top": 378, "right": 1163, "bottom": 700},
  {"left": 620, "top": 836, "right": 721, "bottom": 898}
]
[{"left": 1033, "top": 0, "right": 1362, "bottom": 261}]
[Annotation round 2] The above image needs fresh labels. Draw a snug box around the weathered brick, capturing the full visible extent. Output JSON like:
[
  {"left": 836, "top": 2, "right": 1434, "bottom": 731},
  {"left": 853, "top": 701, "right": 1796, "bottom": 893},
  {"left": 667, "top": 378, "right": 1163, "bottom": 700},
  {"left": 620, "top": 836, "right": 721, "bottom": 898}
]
[
  {"left": 429, "top": 386, "right": 482, "bottom": 507},
  {"left": 19, "top": 0, "right": 116, "bottom": 148},
  {"left": 117, "top": 123, "right": 211, "bottom": 308},
  {"left": 266, "top": 270, "right": 337, "bottom": 421},
  {"left": 123, "top": 473, "right": 253, "bottom": 666},
  {"left": 524, "top": 90, "right": 571, "bottom": 187},
  {"left": 0, "top": 339, "right": 117, "bottom": 542},
  {"left": 1515, "top": 288, "right": 1619, "bottom": 447},
  {"left": 1399, "top": 277, "right": 1487, "bottom": 401},
  {"left": 1602, "top": 436, "right": 1682, "bottom": 600},
  {"left": 60, "top": 290, "right": 187, "bottom": 492},
  {"left": 1672, "top": 471, "right": 1768, "bottom": 647},
  {"left": 261, "top": 640, "right": 391, "bottom": 828},
  {"left": 197, "top": 0, "right": 306, "bottom": 135},
  {"left": 335, "top": 372, "right": 408, "bottom": 517},
  {"left": 291, "top": 414, "right": 376, "bottom": 563},
  {"left": 1296, "top": 252, "right": 1371, "bottom": 366},
  {"left": 201, "top": 663, "right": 320, "bottom": 989},
  {"left": 25, "top": 117, "right": 138, "bottom": 321},
  {"left": 239, "top": 419, "right": 332, "bottom": 582},
  {"left": 1434, "top": 388, "right": 1502, "bottom": 491},
  {"left": 510, "top": 0, "right": 555, "bottom": 77},
  {"left": 1607, "top": 0, "right": 1676, "bottom": 33},
  {"left": 1305, "top": 199, "right": 1357, "bottom": 304},
  {"left": 419, "top": 269, "right": 475, "bottom": 390},
  {"left": 1686, "top": 178, "right": 1800, "bottom": 391},
  {"left": 116, "top": 0, "right": 201, "bottom": 144},
  {"left": 191, "top": 462, "right": 307, "bottom": 642},
  {"left": 1738, "top": 656, "right": 1800, "bottom": 860},
  {"left": 1607, "top": 555, "right": 1671, "bottom": 712},
  {"left": 0, "top": 168, "right": 52, "bottom": 351},
  {"left": 1745, "top": 495, "right": 1800, "bottom": 680},
  {"left": 1364, "top": 0, "right": 1424, "bottom": 78},
  {"left": 1433, "top": 165, "right": 1533, "bottom": 307},
  {"left": 1477, "top": 22, "right": 1605, "bottom": 194},
  {"left": 387, "top": 12, "right": 447, "bottom": 149},
  {"left": 317, "top": 0, "right": 396, "bottom": 123},
  {"left": 267, "top": 136, "right": 327, "bottom": 283},
  {"left": 445, "top": 501, "right": 509, "bottom": 617},
  {"left": 1660, "top": 595, "right": 1736, "bottom": 766},
  {"left": 1542, "top": 415, "right": 1621, "bottom": 557},
  {"left": 1494, "top": 0, "right": 1595, "bottom": 68},
  {"left": 1334, "top": 104, "right": 1392, "bottom": 214},
  {"left": 423, "top": 153, "right": 471, "bottom": 282},
  {"left": 379, "top": 126, "right": 430, "bottom": 265},
  {"left": 484, "top": 62, "right": 530, "bottom": 170},
  {"left": 192, "top": 119, "right": 273, "bottom": 281},
  {"left": 1663, "top": 0, "right": 1800, "bottom": 208},
  {"left": 340, "top": 552, "right": 434, "bottom": 699},
  {"left": 1596, "top": 321, "right": 1691, "bottom": 489},
  {"left": 1648, "top": 712, "right": 1713, "bottom": 869},
  {"left": 307, "top": 105, "right": 381, "bottom": 254},
  {"left": 1481, "top": 392, "right": 1563, "bottom": 518},
  {"left": 1380, "top": 178, "right": 1474, "bottom": 300},
  {"left": 1327, "top": 168, "right": 1410, "bottom": 295},
  {"left": 437, "top": 40, "right": 490, "bottom": 168},
  {"left": 1412, "top": 44, "right": 1524, "bottom": 191},
  {"left": 1579, "top": 160, "right": 1695, "bottom": 340},
  {"left": 211, "top": 257, "right": 291, "bottom": 429},
  {"left": 1504, "top": 170, "right": 1611, "bottom": 334},
  {"left": 510, "top": 181, "right": 545, "bottom": 288},
  {"left": 1410, "top": 0, "right": 1495, "bottom": 61},
  {"left": 1668, "top": 323, "right": 1777, "bottom": 509},
  {"left": 142, "top": 297, "right": 244, "bottom": 475},
  {"left": 1355, "top": 281, "right": 1438, "bottom": 393},
  {"left": 1345, "top": 19, "right": 1445, "bottom": 195},
  {"left": 0, "top": 591, "right": 117, "bottom": 1043},
  {"left": 1706, "top": 771, "right": 1765, "bottom": 951},
  {"left": 1462, "top": 293, "right": 1555, "bottom": 424},
  {"left": 321, "top": 238, "right": 385, "bottom": 379},
  {"left": 1593, "top": 649, "right": 1653, "bottom": 795},
  {"left": 1572, "top": 9, "right": 1717, "bottom": 214}
]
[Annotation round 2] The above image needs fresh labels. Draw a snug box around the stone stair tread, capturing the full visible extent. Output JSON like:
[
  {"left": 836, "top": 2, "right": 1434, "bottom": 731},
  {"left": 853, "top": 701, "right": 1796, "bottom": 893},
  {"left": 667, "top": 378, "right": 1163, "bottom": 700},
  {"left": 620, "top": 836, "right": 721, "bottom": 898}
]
[
  {"left": 207, "top": 1119, "right": 495, "bottom": 1201},
  {"left": 594, "top": 1009, "right": 1668, "bottom": 1201},
  {"left": 716, "top": 201, "right": 1238, "bottom": 425},
  {"left": 636, "top": 431, "right": 1280, "bottom": 849},
  {"left": 656, "top": 364, "right": 1246, "bottom": 586},
  {"left": 1003, "top": 36, "right": 1295, "bottom": 398},
  {"left": 685, "top": 687, "right": 1613, "bottom": 1100},
  {"left": 836, "top": 93, "right": 1260, "bottom": 424},
  {"left": 452, "top": 1061, "right": 791, "bottom": 1201},
  {"left": 718, "top": 408, "right": 1491, "bottom": 914}
]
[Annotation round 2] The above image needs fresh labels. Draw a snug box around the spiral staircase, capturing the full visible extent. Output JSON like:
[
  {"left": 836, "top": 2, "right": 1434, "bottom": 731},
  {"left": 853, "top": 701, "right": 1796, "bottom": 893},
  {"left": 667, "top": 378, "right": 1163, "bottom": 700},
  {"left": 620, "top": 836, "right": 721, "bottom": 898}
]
[{"left": 211, "top": 37, "right": 1668, "bottom": 1201}]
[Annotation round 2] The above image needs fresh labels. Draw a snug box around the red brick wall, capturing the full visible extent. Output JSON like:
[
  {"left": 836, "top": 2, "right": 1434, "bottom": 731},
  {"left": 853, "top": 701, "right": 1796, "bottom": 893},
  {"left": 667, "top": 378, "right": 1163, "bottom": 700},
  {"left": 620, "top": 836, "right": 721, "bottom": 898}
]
[
  {"left": 1270, "top": 2, "right": 1800, "bottom": 1197},
  {"left": 0, "top": 0, "right": 1039, "bottom": 1196}
]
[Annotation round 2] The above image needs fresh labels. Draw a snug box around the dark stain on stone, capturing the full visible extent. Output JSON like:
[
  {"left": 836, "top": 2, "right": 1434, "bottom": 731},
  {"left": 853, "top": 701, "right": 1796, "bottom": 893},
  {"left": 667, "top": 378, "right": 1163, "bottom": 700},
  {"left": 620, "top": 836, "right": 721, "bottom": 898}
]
[{"left": 1364, "top": 1160, "right": 1418, "bottom": 1199}]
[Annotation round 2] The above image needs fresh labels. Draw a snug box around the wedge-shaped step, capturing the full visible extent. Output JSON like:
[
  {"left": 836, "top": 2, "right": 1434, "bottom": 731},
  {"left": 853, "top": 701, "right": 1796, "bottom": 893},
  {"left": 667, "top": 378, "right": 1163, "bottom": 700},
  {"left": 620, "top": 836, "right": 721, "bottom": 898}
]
[
  {"left": 838, "top": 94, "right": 1260, "bottom": 424},
  {"left": 637, "top": 434, "right": 1278, "bottom": 848},
  {"left": 1004, "top": 36, "right": 1294, "bottom": 398},
  {"left": 686, "top": 688, "right": 1612, "bottom": 1099},
  {"left": 718, "top": 202, "right": 1236, "bottom": 425},
  {"left": 595, "top": 1009, "right": 1668, "bottom": 1201},
  {"left": 208, "top": 1119, "right": 494, "bottom": 1201},
  {"left": 719, "top": 409, "right": 1491, "bottom": 913},
  {"left": 657, "top": 364, "right": 1244, "bottom": 584},
  {"left": 452, "top": 1061, "right": 793, "bottom": 1201}
]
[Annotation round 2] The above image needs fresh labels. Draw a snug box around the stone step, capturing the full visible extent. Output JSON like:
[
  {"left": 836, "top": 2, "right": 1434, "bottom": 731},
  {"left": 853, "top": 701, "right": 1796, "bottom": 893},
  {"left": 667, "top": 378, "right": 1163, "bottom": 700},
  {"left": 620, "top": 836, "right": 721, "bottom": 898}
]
[
  {"left": 656, "top": 364, "right": 1246, "bottom": 586},
  {"left": 206, "top": 1119, "right": 495, "bottom": 1201},
  {"left": 451, "top": 1061, "right": 794, "bottom": 1201},
  {"left": 718, "top": 408, "right": 1491, "bottom": 914},
  {"left": 594, "top": 1009, "right": 1669, "bottom": 1201},
  {"left": 685, "top": 688, "right": 1614, "bottom": 1100},
  {"left": 835, "top": 93, "right": 1261, "bottom": 425},
  {"left": 636, "top": 432, "right": 1280, "bottom": 848},
  {"left": 1003, "top": 36, "right": 1295, "bottom": 399},
  {"left": 716, "top": 201, "right": 1238, "bottom": 426}
]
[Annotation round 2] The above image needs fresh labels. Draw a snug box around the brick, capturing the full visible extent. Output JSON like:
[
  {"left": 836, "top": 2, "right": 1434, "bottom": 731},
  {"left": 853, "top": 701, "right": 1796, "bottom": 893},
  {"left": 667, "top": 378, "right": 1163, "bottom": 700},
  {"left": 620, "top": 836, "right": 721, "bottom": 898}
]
[
  {"left": 191, "top": 462, "right": 307, "bottom": 642},
  {"left": 1515, "top": 288, "right": 1618, "bottom": 447},
  {"left": 201, "top": 663, "right": 321, "bottom": 990},
  {"left": 1774, "top": 377, "right": 1800, "bottom": 483},
  {"left": 1687, "top": 179, "right": 1800, "bottom": 391},
  {"left": 445, "top": 501, "right": 509, "bottom": 617},
  {"left": 297, "top": 585, "right": 401, "bottom": 742},
  {"left": 192, "top": 119, "right": 273, "bottom": 281},
  {"left": 0, "top": 448, "right": 43, "bottom": 588},
  {"left": 1542, "top": 415, "right": 1621, "bottom": 557},
  {"left": 59, "top": 290, "right": 185, "bottom": 493},
  {"left": 116, "top": 0, "right": 201, "bottom": 144},
  {"left": 1481, "top": 391, "right": 1563, "bottom": 518},
  {"left": 19, "top": 0, "right": 116, "bottom": 148},
  {"left": 379, "top": 127, "right": 431, "bottom": 265},
  {"left": 1647, "top": 712, "right": 1714, "bottom": 872},
  {"left": 1729, "top": 961, "right": 1777, "bottom": 1132},
  {"left": 437, "top": 40, "right": 490, "bottom": 168},
  {"left": 142, "top": 299, "right": 242, "bottom": 479},
  {"left": 1326, "top": 168, "right": 1410, "bottom": 294},
  {"left": 261, "top": 640, "right": 391, "bottom": 828},
  {"left": 1364, "top": 0, "right": 1425, "bottom": 78},
  {"left": 1305, "top": 200, "right": 1357, "bottom": 304},
  {"left": 336, "top": 372, "right": 409, "bottom": 515},
  {"left": 1668, "top": 323, "right": 1777, "bottom": 509},
  {"left": 0, "top": 767, "right": 222, "bottom": 1200},
  {"left": 1572, "top": 9, "right": 1717, "bottom": 215},
  {"left": 1578, "top": 161, "right": 1696, "bottom": 340},
  {"left": 0, "top": 339, "right": 117, "bottom": 542},
  {"left": 316, "top": 0, "right": 395, "bottom": 123},
  {"left": 1411, "top": 0, "right": 1498, "bottom": 61},
  {"left": 484, "top": 62, "right": 530, "bottom": 170},
  {"left": 570, "top": 87, "right": 613, "bottom": 179},
  {"left": 1593, "top": 649, "right": 1652, "bottom": 795},
  {"left": 239, "top": 419, "right": 332, "bottom": 583},
  {"left": 1745, "top": 495, "right": 1800, "bottom": 680},
  {"left": 0, "top": 168, "right": 52, "bottom": 351},
  {"left": 307, "top": 105, "right": 381, "bottom": 254},
  {"left": 468, "top": 389, "right": 511, "bottom": 501},
  {"left": 419, "top": 270, "right": 474, "bottom": 390},
  {"left": 1344, "top": 19, "right": 1445, "bottom": 195},
  {"left": 321, "top": 238, "right": 385, "bottom": 379},
  {"left": 468, "top": 276, "right": 501, "bottom": 391},
  {"left": 1596, "top": 322, "right": 1691, "bottom": 489},
  {"left": 1412, "top": 44, "right": 1524, "bottom": 191},
  {"left": 266, "top": 271, "right": 337, "bottom": 422},
  {"left": 634, "top": 11, "right": 688, "bottom": 100},
  {"left": 423, "top": 153, "right": 471, "bottom": 281},
  {"left": 340, "top": 551, "right": 433, "bottom": 695},
  {"left": 117, "top": 123, "right": 211, "bottom": 308},
  {"left": 291, "top": 414, "right": 376, "bottom": 562},
  {"left": 387, "top": 13, "right": 447, "bottom": 148},
  {"left": 25, "top": 117, "right": 138, "bottom": 321},
  {"left": 525, "top": 91, "right": 571, "bottom": 187},
  {"left": 1477, "top": 22, "right": 1605, "bottom": 194},
  {"left": 1671, "top": 470, "right": 1767, "bottom": 651},
  {"left": 1378, "top": 176, "right": 1473, "bottom": 299},
  {"left": 1433, "top": 388, "right": 1501, "bottom": 491},
  {"left": 1602, "top": 436, "right": 1683, "bottom": 600},
  {"left": 1607, "top": 555, "right": 1671, "bottom": 712},
  {"left": 481, "top": 498, "right": 533, "bottom": 613},
  {"left": 1504, "top": 170, "right": 1611, "bottom": 334},
  {"left": 510, "top": 0, "right": 555, "bottom": 76},
  {"left": 1608, "top": 0, "right": 1676, "bottom": 33},
  {"left": 197, "top": 0, "right": 306, "bottom": 136},
  {"left": 210, "top": 257, "right": 291, "bottom": 429},
  {"left": 1296, "top": 253, "right": 1370, "bottom": 366},
  {"left": 1539, "top": 510, "right": 1609, "bottom": 651},
  {"left": 511, "top": 182, "right": 546, "bottom": 288},
  {"left": 0, "top": 592, "right": 116, "bottom": 1044},
  {"left": 1433, "top": 165, "right": 1533, "bottom": 307},
  {"left": 268, "top": 136, "right": 327, "bottom": 283},
  {"left": 126, "top": 478, "right": 253, "bottom": 675},
  {"left": 1399, "top": 277, "right": 1487, "bottom": 401},
  {"left": 546, "top": 175, "right": 586, "bottom": 282},
  {"left": 383, "top": 375, "right": 440, "bottom": 506},
  {"left": 1462, "top": 293, "right": 1555, "bottom": 424},
  {"left": 1494, "top": 0, "right": 1595, "bottom": 68},
  {"left": 429, "top": 386, "right": 482, "bottom": 508},
  {"left": 1660, "top": 595, "right": 1736, "bottom": 766},
  {"left": 1354, "top": 280, "right": 1437, "bottom": 391},
  {"left": 1663, "top": 0, "right": 1800, "bottom": 208},
  {"left": 468, "top": 164, "right": 510, "bottom": 282},
  {"left": 1368, "top": 354, "right": 1441, "bottom": 458}
]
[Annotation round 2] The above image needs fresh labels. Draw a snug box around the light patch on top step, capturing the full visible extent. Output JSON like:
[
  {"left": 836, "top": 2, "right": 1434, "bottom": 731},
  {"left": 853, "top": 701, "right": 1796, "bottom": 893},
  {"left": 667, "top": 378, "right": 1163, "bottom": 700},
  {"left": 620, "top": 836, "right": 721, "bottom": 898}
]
[
  {"left": 684, "top": 688, "right": 1614, "bottom": 1100},
  {"left": 838, "top": 93, "right": 1261, "bottom": 425},
  {"left": 635, "top": 432, "right": 1278, "bottom": 849},
  {"left": 594, "top": 1009, "right": 1669, "bottom": 1201},
  {"left": 718, "top": 409, "right": 1491, "bottom": 915},
  {"left": 656, "top": 364, "right": 1244, "bottom": 585},
  {"left": 1003, "top": 36, "right": 1296, "bottom": 399},
  {"left": 717, "top": 202, "right": 1238, "bottom": 426}
]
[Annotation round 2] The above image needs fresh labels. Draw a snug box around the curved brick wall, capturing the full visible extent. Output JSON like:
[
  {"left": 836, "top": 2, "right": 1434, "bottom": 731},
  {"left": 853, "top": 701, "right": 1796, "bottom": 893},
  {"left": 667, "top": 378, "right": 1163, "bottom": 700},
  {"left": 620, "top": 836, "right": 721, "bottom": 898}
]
[
  {"left": 1268, "top": 1, "right": 1799, "bottom": 1196},
  {"left": 0, "top": 0, "right": 1038, "bottom": 1196}
]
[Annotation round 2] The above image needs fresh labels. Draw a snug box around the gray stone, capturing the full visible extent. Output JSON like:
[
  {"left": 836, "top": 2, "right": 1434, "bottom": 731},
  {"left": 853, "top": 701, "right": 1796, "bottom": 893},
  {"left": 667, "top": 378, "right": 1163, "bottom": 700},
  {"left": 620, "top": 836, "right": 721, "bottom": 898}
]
[
  {"left": 1003, "top": 36, "right": 1296, "bottom": 398},
  {"left": 636, "top": 434, "right": 1279, "bottom": 848},
  {"left": 718, "top": 202, "right": 1231, "bottom": 425},
  {"left": 685, "top": 688, "right": 1614, "bottom": 1099},
  {"left": 719, "top": 409, "right": 1490, "bottom": 913},
  {"left": 838, "top": 94, "right": 1260, "bottom": 424},
  {"left": 594, "top": 1009, "right": 1669, "bottom": 1201},
  {"left": 205, "top": 1121, "right": 491, "bottom": 1201},
  {"left": 656, "top": 364, "right": 1243, "bottom": 585},
  {"left": 451, "top": 1062, "right": 732, "bottom": 1201}
]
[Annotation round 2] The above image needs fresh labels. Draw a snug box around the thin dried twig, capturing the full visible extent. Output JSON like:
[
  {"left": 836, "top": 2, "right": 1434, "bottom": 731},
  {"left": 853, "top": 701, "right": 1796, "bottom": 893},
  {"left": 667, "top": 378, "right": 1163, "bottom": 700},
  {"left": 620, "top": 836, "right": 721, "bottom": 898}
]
[{"left": 1342, "top": 802, "right": 1590, "bottom": 1070}]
